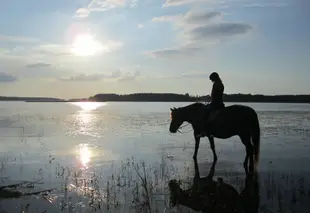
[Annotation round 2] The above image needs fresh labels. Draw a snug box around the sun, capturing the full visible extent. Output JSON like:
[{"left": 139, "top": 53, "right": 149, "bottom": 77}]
[{"left": 71, "top": 34, "right": 104, "bottom": 56}]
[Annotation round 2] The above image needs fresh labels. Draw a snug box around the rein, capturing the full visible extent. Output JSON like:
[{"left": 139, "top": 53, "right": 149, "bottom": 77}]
[{"left": 177, "top": 122, "right": 192, "bottom": 134}]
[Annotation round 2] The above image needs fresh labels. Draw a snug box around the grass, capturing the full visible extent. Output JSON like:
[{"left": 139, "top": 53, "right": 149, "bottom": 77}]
[{"left": 0, "top": 155, "right": 310, "bottom": 213}]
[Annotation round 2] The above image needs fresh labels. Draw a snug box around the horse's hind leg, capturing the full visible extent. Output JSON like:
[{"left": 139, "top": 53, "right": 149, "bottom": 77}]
[
  {"left": 243, "top": 153, "right": 249, "bottom": 174},
  {"left": 208, "top": 136, "right": 218, "bottom": 162},
  {"left": 193, "top": 135, "right": 201, "bottom": 160},
  {"left": 240, "top": 134, "right": 254, "bottom": 174},
  {"left": 246, "top": 144, "right": 254, "bottom": 174}
]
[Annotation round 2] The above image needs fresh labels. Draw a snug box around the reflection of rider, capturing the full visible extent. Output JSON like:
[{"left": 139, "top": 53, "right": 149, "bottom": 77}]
[
  {"left": 204, "top": 72, "right": 225, "bottom": 133},
  {"left": 169, "top": 159, "right": 260, "bottom": 213}
]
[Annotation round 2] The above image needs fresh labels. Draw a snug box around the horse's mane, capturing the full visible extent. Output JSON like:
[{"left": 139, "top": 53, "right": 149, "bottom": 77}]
[{"left": 179, "top": 102, "right": 205, "bottom": 110}]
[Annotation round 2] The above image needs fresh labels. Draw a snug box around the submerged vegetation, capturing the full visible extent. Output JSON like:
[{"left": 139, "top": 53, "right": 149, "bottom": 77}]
[
  {"left": 0, "top": 178, "right": 55, "bottom": 199},
  {"left": 1, "top": 156, "right": 310, "bottom": 213}
]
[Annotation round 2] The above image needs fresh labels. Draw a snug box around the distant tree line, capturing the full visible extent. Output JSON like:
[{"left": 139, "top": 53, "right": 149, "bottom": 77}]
[
  {"left": 0, "top": 96, "right": 65, "bottom": 102},
  {"left": 89, "top": 93, "right": 310, "bottom": 103},
  {"left": 1, "top": 93, "right": 309, "bottom": 103},
  {"left": 89, "top": 93, "right": 199, "bottom": 102}
]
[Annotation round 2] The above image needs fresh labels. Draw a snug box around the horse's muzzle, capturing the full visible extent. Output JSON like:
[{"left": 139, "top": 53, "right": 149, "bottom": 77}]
[{"left": 169, "top": 126, "right": 177, "bottom": 133}]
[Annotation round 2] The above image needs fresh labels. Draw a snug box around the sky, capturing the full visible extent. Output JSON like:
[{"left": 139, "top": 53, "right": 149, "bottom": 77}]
[{"left": 0, "top": 0, "right": 309, "bottom": 98}]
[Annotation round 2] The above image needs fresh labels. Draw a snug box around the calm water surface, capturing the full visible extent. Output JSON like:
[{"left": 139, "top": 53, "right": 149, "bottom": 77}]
[{"left": 0, "top": 101, "right": 310, "bottom": 212}]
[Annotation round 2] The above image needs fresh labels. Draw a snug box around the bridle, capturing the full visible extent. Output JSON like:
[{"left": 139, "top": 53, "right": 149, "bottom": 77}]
[{"left": 172, "top": 99, "right": 210, "bottom": 134}]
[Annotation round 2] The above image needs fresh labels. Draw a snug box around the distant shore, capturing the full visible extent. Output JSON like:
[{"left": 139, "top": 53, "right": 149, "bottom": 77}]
[{"left": 0, "top": 93, "right": 309, "bottom": 103}]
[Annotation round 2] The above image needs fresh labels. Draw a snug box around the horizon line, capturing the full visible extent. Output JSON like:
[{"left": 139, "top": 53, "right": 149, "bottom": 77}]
[{"left": 1, "top": 92, "right": 310, "bottom": 100}]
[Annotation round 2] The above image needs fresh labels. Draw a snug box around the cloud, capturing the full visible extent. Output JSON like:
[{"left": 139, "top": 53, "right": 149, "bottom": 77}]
[
  {"left": 25, "top": 63, "right": 52, "bottom": 68},
  {"left": 118, "top": 70, "right": 140, "bottom": 82},
  {"left": 149, "top": 10, "right": 253, "bottom": 58},
  {"left": 150, "top": 70, "right": 211, "bottom": 80},
  {"left": 152, "top": 15, "right": 181, "bottom": 23},
  {"left": 152, "top": 10, "right": 222, "bottom": 28},
  {"left": 152, "top": 10, "right": 223, "bottom": 27},
  {"left": 59, "top": 73, "right": 108, "bottom": 81},
  {"left": 180, "top": 70, "right": 210, "bottom": 78},
  {"left": 58, "top": 70, "right": 140, "bottom": 82},
  {"left": 18, "top": 64, "right": 76, "bottom": 79},
  {"left": 146, "top": 45, "right": 202, "bottom": 58},
  {"left": 163, "top": 0, "right": 290, "bottom": 8},
  {"left": 187, "top": 22, "right": 252, "bottom": 41},
  {"left": 27, "top": 39, "right": 123, "bottom": 58},
  {"left": 0, "top": 37, "right": 123, "bottom": 64},
  {"left": 163, "top": 0, "right": 208, "bottom": 7},
  {"left": 131, "top": 0, "right": 139, "bottom": 8},
  {"left": 58, "top": 69, "right": 209, "bottom": 83},
  {"left": 74, "top": 0, "right": 139, "bottom": 18},
  {"left": 0, "top": 72, "right": 18, "bottom": 83},
  {"left": 242, "top": 1, "right": 289, "bottom": 8},
  {"left": 137, "top": 24, "right": 144, "bottom": 28},
  {"left": 184, "top": 11, "right": 222, "bottom": 24},
  {"left": 0, "top": 35, "right": 40, "bottom": 44},
  {"left": 30, "top": 44, "right": 72, "bottom": 57}
]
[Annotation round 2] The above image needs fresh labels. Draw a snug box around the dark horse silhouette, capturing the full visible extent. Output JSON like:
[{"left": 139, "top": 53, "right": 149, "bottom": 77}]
[
  {"left": 169, "top": 102, "right": 261, "bottom": 174},
  {"left": 169, "top": 159, "right": 260, "bottom": 213}
]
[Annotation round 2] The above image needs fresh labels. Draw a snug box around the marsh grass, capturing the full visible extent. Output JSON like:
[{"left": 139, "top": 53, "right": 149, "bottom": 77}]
[
  {"left": 52, "top": 156, "right": 191, "bottom": 213},
  {"left": 1, "top": 155, "right": 310, "bottom": 213}
]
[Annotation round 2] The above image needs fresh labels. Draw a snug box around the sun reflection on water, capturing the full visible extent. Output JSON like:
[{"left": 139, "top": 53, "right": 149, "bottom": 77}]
[
  {"left": 70, "top": 102, "right": 105, "bottom": 168},
  {"left": 69, "top": 102, "right": 105, "bottom": 137},
  {"left": 78, "top": 112, "right": 92, "bottom": 125},
  {"left": 71, "top": 102, "right": 106, "bottom": 111},
  {"left": 78, "top": 144, "right": 91, "bottom": 169}
]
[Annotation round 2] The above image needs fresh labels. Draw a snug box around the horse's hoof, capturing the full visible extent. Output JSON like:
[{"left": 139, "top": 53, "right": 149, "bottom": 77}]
[
  {"left": 247, "top": 173, "right": 254, "bottom": 180},
  {"left": 244, "top": 168, "right": 249, "bottom": 175}
]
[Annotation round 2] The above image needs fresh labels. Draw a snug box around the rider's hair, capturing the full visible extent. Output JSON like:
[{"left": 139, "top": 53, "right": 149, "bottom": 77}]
[{"left": 209, "top": 72, "right": 221, "bottom": 81}]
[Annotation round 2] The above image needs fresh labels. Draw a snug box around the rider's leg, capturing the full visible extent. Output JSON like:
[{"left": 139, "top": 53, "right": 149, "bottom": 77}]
[{"left": 203, "top": 104, "right": 214, "bottom": 135}]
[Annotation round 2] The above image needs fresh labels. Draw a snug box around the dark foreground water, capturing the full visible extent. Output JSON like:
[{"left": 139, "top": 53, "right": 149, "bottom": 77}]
[{"left": 0, "top": 101, "right": 309, "bottom": 212}]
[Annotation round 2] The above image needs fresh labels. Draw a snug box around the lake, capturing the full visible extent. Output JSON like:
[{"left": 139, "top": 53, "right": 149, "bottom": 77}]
[{"left": 0, "top": 101, "right": 310, "bottom": 213}]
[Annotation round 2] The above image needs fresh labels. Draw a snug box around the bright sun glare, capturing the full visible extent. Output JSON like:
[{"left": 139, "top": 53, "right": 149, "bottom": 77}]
[
  {"left": 71, "top": 34, "right": 104, "bottom": 56},
  {"left": 79, "top": 144, "right": 91, "bottom": 168},
  {"left": 71, "top": 102, "right": 106, "bottom": 111}
]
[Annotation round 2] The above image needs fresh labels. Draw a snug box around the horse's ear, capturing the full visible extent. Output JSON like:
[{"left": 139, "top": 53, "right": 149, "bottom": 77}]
[{"left": 170, "top": 108, "right": 173, "bottom": 111}]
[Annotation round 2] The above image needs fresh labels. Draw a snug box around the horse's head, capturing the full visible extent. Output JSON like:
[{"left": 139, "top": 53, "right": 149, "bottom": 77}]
[{"left": 169, "top": 107, "right": 184, "bottom": 133}]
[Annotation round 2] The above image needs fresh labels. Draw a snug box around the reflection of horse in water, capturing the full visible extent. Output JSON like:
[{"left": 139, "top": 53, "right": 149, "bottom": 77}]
[
  {"left": 169, "top": 102, "right": 261, "bottom": 174},
  {"left": 169, "top": 159, "right": 260, "bottom": 213}
]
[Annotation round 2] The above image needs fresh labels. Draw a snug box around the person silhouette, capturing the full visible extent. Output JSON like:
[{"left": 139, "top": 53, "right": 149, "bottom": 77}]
[{"left": 204, "top": 72, "right": 225, "bottom": 135}]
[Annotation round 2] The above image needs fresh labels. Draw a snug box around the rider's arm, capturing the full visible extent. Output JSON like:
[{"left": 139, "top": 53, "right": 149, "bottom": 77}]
[{"left": 210, "top": 83, "right": 216, "bottom": 100}]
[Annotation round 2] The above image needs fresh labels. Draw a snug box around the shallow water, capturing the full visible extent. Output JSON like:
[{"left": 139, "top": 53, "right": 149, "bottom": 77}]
[{"left": 0, "top": 101, "right": 309, "bottom": 212}]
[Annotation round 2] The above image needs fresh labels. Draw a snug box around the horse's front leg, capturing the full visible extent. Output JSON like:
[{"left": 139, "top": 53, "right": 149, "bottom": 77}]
[
  {"left": 193, "top": 135, "right": 200, "bottom": 160},
  {"left": 208, "top": 136, "right": 218, "bottom": 162}
]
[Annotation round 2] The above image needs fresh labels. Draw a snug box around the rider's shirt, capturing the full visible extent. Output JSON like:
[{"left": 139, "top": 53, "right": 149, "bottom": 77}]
[{"left": 211, "top": 80, "right": 224, "bottom": 105}]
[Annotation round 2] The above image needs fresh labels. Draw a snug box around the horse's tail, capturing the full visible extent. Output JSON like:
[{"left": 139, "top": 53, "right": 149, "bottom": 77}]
[{"left": 251, "top": 112, "right": 261, "bottom": 166}]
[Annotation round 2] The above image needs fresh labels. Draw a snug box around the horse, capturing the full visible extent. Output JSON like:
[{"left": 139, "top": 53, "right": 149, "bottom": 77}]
[
  {"left": 169, "top": 102, "right": 261, "bottom": 174},
  {"left": 169, "top": 158, "right": 260, "bottom": 213}
]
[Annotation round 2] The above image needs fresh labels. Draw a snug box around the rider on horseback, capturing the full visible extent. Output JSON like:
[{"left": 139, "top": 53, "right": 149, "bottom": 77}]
[
  {"left": 209, "top": 72, "right": 224, "bottom": 108},
  {"left": 204, "top": 72, "right": 225, "bottom": 134}
]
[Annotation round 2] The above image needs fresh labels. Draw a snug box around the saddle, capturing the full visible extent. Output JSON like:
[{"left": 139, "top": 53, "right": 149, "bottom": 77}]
[
  {"left": 205, "top": 103, "right": 225, "bottom": 123},
  {"left": 208, "top": 110, "right": 221, "bottom": 122}
]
